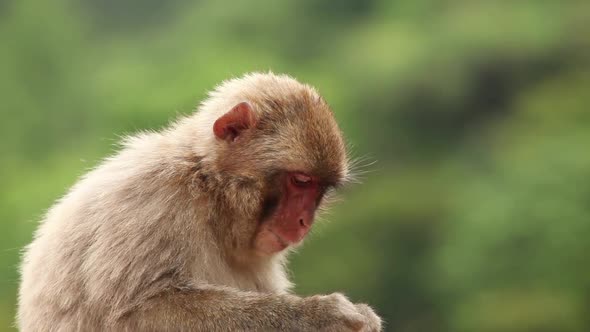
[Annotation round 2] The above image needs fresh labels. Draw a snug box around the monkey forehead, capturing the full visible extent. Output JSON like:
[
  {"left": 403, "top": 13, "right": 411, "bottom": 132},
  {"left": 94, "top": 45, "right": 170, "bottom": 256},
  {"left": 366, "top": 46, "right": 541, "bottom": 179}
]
[
  {"left": 250, "top": 98, "right": 348, "bottom": 182},
  {"left": 244, "top": 74, "right": 347, "bottom": 178}
]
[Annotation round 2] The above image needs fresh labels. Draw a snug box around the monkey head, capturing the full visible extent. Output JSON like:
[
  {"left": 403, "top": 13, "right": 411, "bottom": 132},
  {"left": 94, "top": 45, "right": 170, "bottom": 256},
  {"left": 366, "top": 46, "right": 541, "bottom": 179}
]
[{"left": 190, "top": 73, "right": 349, "bottom": 261}]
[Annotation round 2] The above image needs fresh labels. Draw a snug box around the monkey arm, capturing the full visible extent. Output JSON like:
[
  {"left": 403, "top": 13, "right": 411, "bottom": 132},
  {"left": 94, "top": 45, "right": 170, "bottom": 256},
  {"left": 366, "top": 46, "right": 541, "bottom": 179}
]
[
  {"left": 116, "top": 285, "right": 323, "bottom": 331},
  {"left": 115, "top": 284, "right": 378, "bottom": 331}
]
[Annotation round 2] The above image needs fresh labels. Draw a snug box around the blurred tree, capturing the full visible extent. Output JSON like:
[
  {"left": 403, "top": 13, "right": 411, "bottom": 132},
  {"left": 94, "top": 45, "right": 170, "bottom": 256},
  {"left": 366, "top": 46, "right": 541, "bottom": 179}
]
[{"left": 1, "top": 0, "right": 589, "bottom": 331}]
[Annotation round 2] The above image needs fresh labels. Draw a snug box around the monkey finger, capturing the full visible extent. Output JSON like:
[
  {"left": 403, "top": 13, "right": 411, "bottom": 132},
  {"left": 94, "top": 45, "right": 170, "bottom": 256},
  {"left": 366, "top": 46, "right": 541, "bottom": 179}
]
[
  {"left": 341, "top": 311, "right": 367, "bottom": 332},
  {"left": 355, "top": 303, "right": 382, "bottom": 332}
]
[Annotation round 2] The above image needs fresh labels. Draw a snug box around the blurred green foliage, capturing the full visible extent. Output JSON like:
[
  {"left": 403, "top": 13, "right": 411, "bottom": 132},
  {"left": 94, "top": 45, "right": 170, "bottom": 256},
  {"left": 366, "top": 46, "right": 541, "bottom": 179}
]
[{"left": 1, "top": 0, "right": 590, "bottom": 331}]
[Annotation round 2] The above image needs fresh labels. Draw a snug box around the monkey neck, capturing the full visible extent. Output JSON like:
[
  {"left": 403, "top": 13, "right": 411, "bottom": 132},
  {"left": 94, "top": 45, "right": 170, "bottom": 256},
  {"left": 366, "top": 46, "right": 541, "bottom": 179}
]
[{"left": 224, "top": 250, "right": 292, "bottom": 293}]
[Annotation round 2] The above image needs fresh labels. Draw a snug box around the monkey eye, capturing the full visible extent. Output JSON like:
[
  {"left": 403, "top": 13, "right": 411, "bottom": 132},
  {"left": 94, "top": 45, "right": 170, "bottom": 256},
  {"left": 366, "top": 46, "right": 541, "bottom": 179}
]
[{"left": 291, "top": 173, "right": 313, "bottom": 187}]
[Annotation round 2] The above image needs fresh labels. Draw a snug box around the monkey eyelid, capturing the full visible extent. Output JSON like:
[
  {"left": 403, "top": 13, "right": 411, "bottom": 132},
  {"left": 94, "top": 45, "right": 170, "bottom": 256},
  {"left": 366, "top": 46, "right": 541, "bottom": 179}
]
[
  {"left": 292, "top": 173, "right": 312, "bottom": 183},
  {"left": 290, "top": 172, "right": 314, "bottom": 188}
]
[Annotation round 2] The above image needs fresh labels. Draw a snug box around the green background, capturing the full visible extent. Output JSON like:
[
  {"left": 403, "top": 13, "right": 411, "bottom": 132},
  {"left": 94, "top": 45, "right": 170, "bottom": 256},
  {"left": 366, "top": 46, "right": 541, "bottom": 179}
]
[{"left": 2, "top": 1, "right": 590, "bottom": 331}]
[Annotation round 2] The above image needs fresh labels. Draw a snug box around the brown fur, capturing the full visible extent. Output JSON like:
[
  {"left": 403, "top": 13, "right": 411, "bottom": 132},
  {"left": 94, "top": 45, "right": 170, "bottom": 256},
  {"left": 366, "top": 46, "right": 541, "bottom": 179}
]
[{"left": 18, "top": 72, "right": 381, "bottom": 331}]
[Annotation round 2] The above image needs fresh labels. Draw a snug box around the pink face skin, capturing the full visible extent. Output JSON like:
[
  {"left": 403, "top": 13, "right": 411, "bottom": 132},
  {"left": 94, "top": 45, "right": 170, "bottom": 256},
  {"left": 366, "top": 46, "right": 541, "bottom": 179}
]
[{"left": 254, "top": 172, "right": 322, "bottom": 256}]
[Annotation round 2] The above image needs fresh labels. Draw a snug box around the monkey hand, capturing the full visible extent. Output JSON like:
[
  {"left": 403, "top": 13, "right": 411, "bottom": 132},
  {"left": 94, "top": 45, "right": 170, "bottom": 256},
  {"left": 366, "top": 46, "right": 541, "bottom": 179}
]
[{"left": 301, "top": 293, "right": 382, "bottom": 332}]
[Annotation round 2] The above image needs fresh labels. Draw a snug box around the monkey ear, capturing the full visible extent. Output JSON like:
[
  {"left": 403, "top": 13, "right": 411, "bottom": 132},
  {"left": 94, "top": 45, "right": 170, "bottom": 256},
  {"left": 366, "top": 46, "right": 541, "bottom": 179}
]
[{"left": 213, "top": 102, "right": 256, "bottom": 142}]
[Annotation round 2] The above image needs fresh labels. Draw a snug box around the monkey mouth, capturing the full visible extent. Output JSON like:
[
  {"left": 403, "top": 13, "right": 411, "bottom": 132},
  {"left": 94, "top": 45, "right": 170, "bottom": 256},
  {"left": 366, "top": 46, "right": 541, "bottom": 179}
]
[
  {"left": 255, "top": 225, "right": 305, "bottom": 255},
  {"left": 269, "top": 230, "right": 290, "bottom": 249}
]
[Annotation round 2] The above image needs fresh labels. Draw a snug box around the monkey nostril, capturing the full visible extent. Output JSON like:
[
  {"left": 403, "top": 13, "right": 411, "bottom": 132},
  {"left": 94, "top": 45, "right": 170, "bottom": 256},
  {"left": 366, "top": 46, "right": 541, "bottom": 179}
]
[{"left": 299, "top": 218, "right": 305, "bottom": 227}]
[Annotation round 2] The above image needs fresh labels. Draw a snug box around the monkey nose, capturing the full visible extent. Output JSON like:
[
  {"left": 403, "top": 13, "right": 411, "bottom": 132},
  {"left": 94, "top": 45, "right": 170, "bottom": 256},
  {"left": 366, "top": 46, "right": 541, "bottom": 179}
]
[{"left": 297, "top": 212, "right": 313, "bottom": 229}]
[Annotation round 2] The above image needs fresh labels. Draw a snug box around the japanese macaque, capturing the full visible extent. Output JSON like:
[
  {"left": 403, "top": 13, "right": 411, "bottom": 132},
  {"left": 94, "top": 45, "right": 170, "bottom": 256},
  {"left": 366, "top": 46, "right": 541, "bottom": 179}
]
[{"left": 18, "top": 72, "right": 382, "bottom": 331}]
